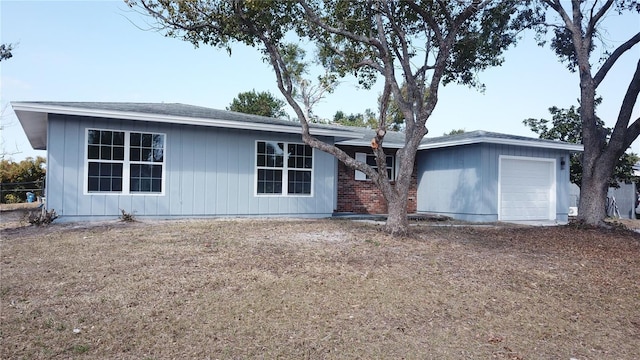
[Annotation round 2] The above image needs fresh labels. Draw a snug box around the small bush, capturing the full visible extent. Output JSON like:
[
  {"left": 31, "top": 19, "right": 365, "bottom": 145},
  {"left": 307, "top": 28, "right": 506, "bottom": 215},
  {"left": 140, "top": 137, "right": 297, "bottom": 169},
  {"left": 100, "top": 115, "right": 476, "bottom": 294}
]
[
  {"left": 4, "top": 194, "right": 20, "bottom": 204},
  {"left": 119, "top": 209, "right": 135, "bottom": 222},
  {"left": 27, "top": 208, "right": 58, "bottom": 226}
]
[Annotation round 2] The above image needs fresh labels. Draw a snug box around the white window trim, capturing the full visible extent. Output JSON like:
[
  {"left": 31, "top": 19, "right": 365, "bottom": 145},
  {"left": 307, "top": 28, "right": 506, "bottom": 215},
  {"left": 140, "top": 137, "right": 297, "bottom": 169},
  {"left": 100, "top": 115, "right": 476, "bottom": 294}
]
[
  {"left": 254, "top": 140, "right": 314, "bottom": 197},
  {"left": 83, "top": 128, "right": 166, "bottom": 196},
  {"left": 355, "top": 152, "right": 397, "bottom": 181}
]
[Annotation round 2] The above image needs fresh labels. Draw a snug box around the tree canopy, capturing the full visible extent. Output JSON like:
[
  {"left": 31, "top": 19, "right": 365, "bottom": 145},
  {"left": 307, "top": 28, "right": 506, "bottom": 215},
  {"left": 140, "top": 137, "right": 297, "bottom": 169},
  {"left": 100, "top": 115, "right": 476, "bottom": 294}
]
[
  {"left": 227, "top": 90, "right": 288, "bottom": 119},
  {"left": 333, "top": 109, "right": 377, "bottom": 129},
  {"left": 444, "top": 129, "right": 466, "bottom": 136},
  {"left": 524, "top": 104, "right": 639, "bottom": 188}
]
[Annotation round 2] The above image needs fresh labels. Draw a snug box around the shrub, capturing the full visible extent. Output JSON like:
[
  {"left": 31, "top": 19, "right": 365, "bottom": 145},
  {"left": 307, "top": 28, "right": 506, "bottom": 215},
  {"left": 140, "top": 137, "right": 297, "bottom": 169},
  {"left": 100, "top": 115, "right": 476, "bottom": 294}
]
[
  {"left": 4, "top": 194, "right": 19, "bottom": 204},
  {"left": 27, "top": 208, "right": 58, "bottom": 226},
  {"left": 119, "top": 209, "right": 135, "bottom": 222}
]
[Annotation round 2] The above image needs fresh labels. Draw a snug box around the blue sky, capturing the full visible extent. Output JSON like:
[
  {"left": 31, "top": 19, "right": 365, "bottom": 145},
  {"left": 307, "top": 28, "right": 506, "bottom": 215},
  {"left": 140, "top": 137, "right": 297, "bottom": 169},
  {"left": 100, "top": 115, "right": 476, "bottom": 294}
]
[{"left": 1, "top": 0, "right": 639, "bottom": 161}]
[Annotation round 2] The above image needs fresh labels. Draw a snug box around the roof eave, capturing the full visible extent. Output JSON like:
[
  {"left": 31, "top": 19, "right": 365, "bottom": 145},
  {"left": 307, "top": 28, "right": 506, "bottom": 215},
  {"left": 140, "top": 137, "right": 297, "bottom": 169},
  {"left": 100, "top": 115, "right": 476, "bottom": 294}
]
[
  {"left": 418, "top": 136, "right": 583, "bottom": 152},
  {"left": 11, "top": 103, "right": 361, "bottom": 147},
  {"left": 13, "top": 109, "right": 48, "bottom": 150}
]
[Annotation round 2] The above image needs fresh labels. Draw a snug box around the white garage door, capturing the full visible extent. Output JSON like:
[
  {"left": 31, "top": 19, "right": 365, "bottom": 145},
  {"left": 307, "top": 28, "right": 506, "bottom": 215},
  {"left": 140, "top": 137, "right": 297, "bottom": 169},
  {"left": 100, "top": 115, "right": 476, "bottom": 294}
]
[{"left": 499, "top": 156, "right": 556, "bottom": 221}]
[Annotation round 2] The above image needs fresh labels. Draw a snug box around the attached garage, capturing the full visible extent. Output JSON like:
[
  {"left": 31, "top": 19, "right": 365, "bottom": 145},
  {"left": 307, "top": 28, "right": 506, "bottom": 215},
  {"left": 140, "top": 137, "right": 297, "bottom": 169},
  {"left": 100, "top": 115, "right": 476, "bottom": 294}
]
[
  {"left": 416, "top": 131, "right": 582, "bottom": 223},
  {"left": 499, "top": 156, "right": 556, "bottom": 221}
]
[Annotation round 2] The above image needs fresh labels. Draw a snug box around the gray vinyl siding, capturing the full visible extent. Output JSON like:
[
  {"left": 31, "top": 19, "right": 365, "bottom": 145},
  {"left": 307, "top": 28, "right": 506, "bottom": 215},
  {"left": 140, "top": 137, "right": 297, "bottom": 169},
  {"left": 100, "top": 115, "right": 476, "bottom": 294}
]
[
  {"left": 417, "top": 143, "right": 572, "bottom": 222},
  {"left": 416, "top": 144, "right": 492, "bottom": 222},
  {"left": 46, "top": 114, "right": 336, "bottom": 221}
]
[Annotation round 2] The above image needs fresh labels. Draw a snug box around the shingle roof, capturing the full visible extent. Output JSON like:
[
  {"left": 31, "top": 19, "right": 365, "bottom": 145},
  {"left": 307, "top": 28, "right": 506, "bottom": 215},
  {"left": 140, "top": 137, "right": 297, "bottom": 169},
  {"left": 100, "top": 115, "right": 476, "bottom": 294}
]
[
  {"left": 419, "top": 130, "right": 583, "bottom": 151},
  {"left": 11, "top": 101, "right": 583, "bottom": 152},
  {"left": 15, "top": 101, "right": 337, "bottom": 129},
  {"left": 11, "top": 101, "right": 360, "bottom": 149},
  {"left": 423, "top": 129, "right": 558, "bottom": 144},
  {"left": 330, "top": 127, "right": 583, "bottom": 152}
]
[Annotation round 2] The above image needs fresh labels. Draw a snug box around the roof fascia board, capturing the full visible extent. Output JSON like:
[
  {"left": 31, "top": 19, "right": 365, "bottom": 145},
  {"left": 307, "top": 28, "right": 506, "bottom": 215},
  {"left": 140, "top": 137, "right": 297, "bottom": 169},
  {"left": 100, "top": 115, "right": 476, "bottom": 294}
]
[
  {"left": 418, "top": 136, "right": 583, "bottom": 152},
  {"left": 11, "top": 102, "right": 360, "bottom": 139}
]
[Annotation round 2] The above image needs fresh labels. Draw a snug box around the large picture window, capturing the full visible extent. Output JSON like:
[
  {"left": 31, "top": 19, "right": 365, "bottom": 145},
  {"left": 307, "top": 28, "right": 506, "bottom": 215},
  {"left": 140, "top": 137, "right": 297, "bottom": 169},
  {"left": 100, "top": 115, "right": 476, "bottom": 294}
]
[
  {"left": 86, "top": 129, "right": 165, "bottom": 194},
  {"left": 256, "top": 141, "right": 313, "bottom": 196}
]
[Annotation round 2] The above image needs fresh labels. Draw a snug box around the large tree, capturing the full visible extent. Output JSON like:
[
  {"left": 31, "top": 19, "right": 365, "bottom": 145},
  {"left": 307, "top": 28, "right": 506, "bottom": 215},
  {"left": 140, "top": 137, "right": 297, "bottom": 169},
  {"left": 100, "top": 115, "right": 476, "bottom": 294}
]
[
  {"left": 524, "top": 104, "right": 639, "bottom": 188},
  {"left": 524, "top": 0, "right": 640, "bottom": 225},
  {"left": 227, "top": 89, "right": 289, "bottom": 118},
  {"left": 129, "top": 0, "right": 525, "bottom": 235}
]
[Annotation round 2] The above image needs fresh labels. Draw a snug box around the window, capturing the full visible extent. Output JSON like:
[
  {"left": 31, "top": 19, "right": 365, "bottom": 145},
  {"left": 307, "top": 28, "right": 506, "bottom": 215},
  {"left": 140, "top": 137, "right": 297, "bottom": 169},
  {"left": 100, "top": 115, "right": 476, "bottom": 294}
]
[
  {"left": 86, "top": 129, "right": 165, "bottom": 194},
  {"left": 256, "top": 141, "right": 284, "bottom": 194},
  {"left": 87, "top": 130, "right": 125, "bottom": 192},
  {"left": 256, "top": 141, "right": 313, "bottom": 196},
  {"left": 355, "top": 152, "right": 395, "bottom": 181},
  {"left": 287, "top": 143, "right": 313, "bottom": 194},
  {"left": 129, "top": 133, "right": 164, "bottom": 193}
]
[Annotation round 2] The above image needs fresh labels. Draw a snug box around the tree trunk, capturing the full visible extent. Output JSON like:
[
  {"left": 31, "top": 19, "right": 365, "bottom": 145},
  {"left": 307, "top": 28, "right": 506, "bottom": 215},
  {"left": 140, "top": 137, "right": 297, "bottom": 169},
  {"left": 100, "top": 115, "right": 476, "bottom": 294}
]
[
  {"left": 557, "top": 1, "right": 640, "bottom": 227},
  {"left": 578, "top": 170, "right": 609, "bottom": 226},
  {"left": 385, "top": 195, "right": 410, "bottom": 236},
  {"left": 380, "top": 145, "right": 416, "bottom": 236},
  {"left": 577, "top": 89, "right": 609, "bottom": 226}
]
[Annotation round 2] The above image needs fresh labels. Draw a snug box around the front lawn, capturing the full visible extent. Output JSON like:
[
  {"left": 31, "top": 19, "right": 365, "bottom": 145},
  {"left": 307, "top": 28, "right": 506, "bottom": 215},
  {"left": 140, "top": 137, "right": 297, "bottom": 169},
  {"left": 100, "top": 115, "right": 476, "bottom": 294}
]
[{"left": 1, "top": 219, "right": 638, "bottom": 359}]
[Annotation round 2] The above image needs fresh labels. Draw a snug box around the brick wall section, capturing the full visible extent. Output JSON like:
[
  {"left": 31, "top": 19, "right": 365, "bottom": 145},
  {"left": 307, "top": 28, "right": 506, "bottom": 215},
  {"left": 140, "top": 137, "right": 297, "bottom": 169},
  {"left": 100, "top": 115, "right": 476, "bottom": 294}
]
[{"left": 336, "top": 146, "right": 417, "bottom": 214}]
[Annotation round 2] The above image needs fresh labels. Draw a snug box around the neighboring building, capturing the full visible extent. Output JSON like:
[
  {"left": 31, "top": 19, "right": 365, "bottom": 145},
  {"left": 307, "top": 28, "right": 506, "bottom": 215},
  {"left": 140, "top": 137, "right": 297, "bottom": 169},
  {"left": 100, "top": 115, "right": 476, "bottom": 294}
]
[
  {"left": 13, "top": 102, "right": 582, "bottom": 223},
  {"left": 607, "top": 183, "right": 636, "bottom": 219}
]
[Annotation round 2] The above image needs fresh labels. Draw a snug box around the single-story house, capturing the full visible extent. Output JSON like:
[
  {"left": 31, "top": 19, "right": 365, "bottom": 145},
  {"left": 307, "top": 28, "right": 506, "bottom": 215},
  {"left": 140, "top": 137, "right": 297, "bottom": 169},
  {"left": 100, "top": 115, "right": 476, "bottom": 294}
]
[{"left": 12, "top": 101, "right": 583, "bottom": 223}]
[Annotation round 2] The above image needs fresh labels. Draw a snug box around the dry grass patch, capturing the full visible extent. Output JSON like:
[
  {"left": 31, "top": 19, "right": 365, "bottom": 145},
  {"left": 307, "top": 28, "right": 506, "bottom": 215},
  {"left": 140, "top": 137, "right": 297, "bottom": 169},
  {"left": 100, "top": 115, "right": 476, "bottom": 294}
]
[{"left": 1, "top": 219, "right": 639, "bottom": 359}]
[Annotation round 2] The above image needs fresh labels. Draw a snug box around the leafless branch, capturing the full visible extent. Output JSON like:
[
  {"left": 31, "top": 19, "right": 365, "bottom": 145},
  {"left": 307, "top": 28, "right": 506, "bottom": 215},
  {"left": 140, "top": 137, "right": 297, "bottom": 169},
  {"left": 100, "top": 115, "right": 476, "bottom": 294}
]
[
  {"left": 594, "top": 32, "right": 640, "bottom": 87},
  {"left": 585, "top": 0, "right": 614, "bottom": 42}
]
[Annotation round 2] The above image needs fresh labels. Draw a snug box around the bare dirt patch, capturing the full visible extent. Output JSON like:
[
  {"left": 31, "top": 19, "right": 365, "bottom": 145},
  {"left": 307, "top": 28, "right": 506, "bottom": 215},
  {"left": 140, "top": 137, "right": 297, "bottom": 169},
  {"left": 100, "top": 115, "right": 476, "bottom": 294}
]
[
  {"left": 1, "top": 219, "right": 638, "bottom": 359},
  {"left": 607, "top": 218, "right": 640, "bottom": 231}
]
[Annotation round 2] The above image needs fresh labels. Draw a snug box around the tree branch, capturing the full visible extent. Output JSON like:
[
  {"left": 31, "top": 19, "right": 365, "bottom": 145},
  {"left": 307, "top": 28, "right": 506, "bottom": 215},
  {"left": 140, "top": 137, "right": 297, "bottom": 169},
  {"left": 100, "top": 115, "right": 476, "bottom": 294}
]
[
  {"left": 298, "top": 0, "right": 384, "bottom": 53},
  {"left": 543, "top": 0, "right": 574, "bottom": 32},
  {"left": 613, "top": 58, "right": 640, "bottom": 150},
  {"left": 136, "top": 0, "right": 215, "bottom": 35},
  {"left": 405, "top": 0, "right": 444, "bottom": 45},
  {"left": 236, "top": 3, "right": 382, "bottom": 183},
  {"left": 418, "top": 0, "right": 488, "bottom": 126},
  {"left": 354, "top": 58, "right": 384, "bottom": 72},
  {"left": 594, "top": 32, "right": 640, "bottom": 87},
  {"left": 585, "top": 0, "right": 614, "bottom": 42},
  {"left": 385, "top": 3, "right": 413, "bottom": 82}
]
